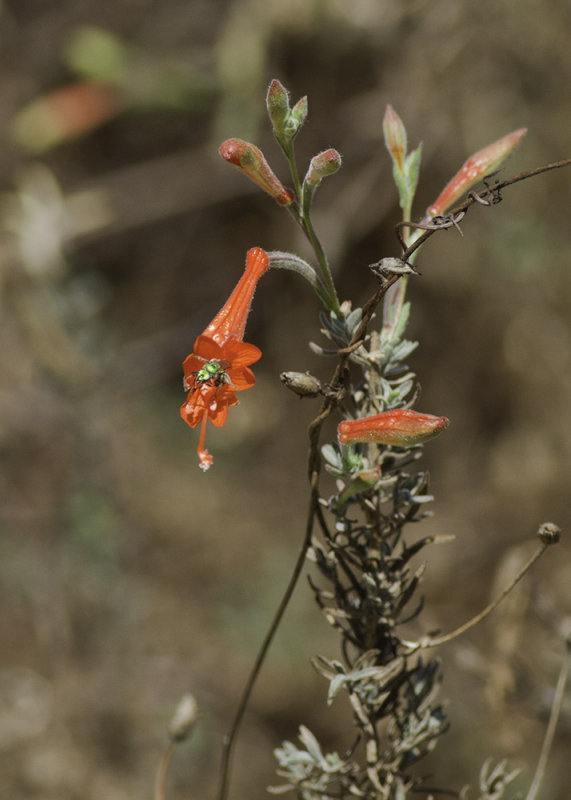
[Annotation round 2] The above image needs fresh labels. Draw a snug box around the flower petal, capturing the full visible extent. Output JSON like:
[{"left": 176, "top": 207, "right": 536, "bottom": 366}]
[
  {"left": 228, "top": 365, "right": 256, "bottom": 391},
  {"left": 193, "top": 335, "right": 223, "bottom": 361},
  {"left": 208, "top": 386, "right": 238, "bottom": 426},
  {"left": 182, "top": 354, "right": 205, "bottom": 386},
  {"left": 181, "top": 396, "right": 205, "bottom": 428},
  {"left": 223, "top": 338, "right": 262, "bottom": 367}
]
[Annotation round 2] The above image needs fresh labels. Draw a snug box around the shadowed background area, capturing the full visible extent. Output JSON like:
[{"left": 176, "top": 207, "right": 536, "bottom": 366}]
[{"left": 0, "top": 1, "right": 570, "bottom": 798}]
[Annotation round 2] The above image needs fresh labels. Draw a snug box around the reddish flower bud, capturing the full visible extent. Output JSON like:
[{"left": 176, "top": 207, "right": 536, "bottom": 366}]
[
  {"left": 427, "top": 128, "right": 527, "bottom": 217},
  {"left": 305, "top": 149, "right": 342, "bottom": 186},
  {"left": 383, "top": 104, "right": 407, "bottom": 172},
  {"left": 338, "top": 409, "right": 449, "bottom": 447},
  {"left": 219, "top": 138, "right": 294, "bottom": 205}
]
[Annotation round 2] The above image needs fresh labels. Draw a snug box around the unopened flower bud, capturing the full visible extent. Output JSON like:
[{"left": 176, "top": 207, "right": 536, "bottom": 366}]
[
  {"left": 536, "top": 521, "right": 561, "bottom": 546},
  {"left": 427, "top": 127, "right": 527, "bottom": 217},
  {"left": 168, "top": 693, "right": 199, "bottom": 742},
  {"left": 338, "top": 409, "right": 449, "bottom": 447},
  {"left": 280, "top": 371, "right": 322, "bottom": 398},
  {"left": 266, "top": 79, "right": 290, "bottom": 133},
  {"left": 305, "top": 149, "right": 342, "bottom": 187},
  {"left": 284, "top": 95, "right": 308, "bottom": 139},
  {"left": 383, "top": 104, "right": 407, "bottom": 172},
  {"left": 219, "top": 138, "right": 294, "bottom": 205}
]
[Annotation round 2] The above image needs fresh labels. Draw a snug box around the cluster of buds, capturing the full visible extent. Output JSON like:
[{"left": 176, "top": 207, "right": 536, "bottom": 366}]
[{"left": 266, "top": 78, "right": 308, "bottom": 147}]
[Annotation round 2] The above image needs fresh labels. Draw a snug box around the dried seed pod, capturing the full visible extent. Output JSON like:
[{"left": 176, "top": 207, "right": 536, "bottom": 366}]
[
  {"left": 280, "top": 371, "right": 322, "bottom": 398},
  {"left": 536, "top": 521, "right": 562, "bottom": 546}
]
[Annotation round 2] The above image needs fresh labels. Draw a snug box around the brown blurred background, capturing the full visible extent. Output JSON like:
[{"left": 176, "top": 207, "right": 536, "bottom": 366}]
[{"left": 0, "top": 1, "right": 570, "bottom": 798}]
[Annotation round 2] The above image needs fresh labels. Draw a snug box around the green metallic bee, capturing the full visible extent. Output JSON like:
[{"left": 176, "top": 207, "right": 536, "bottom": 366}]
[{"left": 185, "top": 358, "right": 231, "bottom": 392}]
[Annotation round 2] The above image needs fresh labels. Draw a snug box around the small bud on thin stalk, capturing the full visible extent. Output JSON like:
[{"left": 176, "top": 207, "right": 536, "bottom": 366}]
[{"left": 537, "top": 521, "right": 562, "bottom": 546}]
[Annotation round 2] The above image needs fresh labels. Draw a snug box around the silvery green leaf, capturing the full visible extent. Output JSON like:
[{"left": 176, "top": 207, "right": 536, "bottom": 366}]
[
  {"left": 309, "top": 341, "right": 338, "bottom": 356},
  {"left": 298, "top": 726, "right": 327, "bottom": 767},
  {"left": 328, "top": 674, "right": 349, "bottom": 703},
  {"left": 321, "top": 444, "right": 342, "bottom": 470},
  {"left": 312, "top": 654, "right": 345, "bottom": 679},
  {"left": 386, "top": 379, "right": 414, "bottom": 405},
  {"left": 346, "top": 307, "right": 363, "bottom": 335},
  {"left": 409, "top": 494, "right": 434, "bottom": 504},
  {"left": 390, "top": 338, "right": 418, "bottom": 362},
  {"left": 392, "top": 299, "right": 411, "bottom": 341},
  {"left": 267, "top": 783, "right": 294, "bottom": 794}
]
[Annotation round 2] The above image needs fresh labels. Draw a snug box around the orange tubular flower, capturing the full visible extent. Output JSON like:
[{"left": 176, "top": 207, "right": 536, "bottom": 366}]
[
  {"left": 181, "top": 247, "right": 269, "bottom": 471},
  {"left": 338, "top": 409, "right": 449, "bottom": 447}
]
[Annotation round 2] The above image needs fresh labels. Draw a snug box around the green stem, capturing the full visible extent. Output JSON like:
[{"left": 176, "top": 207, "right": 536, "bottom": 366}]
[
  {"left": 300, "top": 191, "right": 341, "bottom": 314},
  {"left": 282, "top": 141, "right": 341, "bottom": 315}
]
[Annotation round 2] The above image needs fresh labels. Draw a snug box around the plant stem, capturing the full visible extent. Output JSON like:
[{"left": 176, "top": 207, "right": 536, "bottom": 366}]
[
  {"left": 525, "top": 640, "right": 570, "bottom": 800},
  {"left": 217, "top": 485, "right": 319, "bottom": 800},
  {"left": 282, "top": 142, "right": 341, "bottom": 314},
  {"left": 154, "top": 741, "right": 175, "bottom": 800},
  {"left": 415, "top": 542, "right": 548, "bottom": 649}
]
